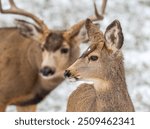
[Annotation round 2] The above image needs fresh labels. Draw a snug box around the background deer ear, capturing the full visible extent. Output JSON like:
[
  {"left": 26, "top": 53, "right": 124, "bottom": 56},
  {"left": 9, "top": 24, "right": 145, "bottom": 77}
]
[
  {"left": 74, "top": 25, "right": 88, "bottom": 43},
  {"left": 78, "top": 23, "right": 100, "bottom": 43},
  {"left": 77, "top": 23, "right": 100, "bottom": 43},
  {"left": 104, "top": 20, "right": 124, "bottom": 51},
  {"left": 15, "top": 19, "right": 43, "bottom": 42},
  {"left": 63, "top": 22, "right": 100, "bottom": 45},
  {"left": 63, "top": 24, "right": 88, "bottom": 45}
]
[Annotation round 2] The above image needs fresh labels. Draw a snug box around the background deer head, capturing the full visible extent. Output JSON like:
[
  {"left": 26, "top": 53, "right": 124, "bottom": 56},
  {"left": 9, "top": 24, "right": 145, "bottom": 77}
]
[{"left": 0, "top": 0, "right": 107, "bottom": 79}]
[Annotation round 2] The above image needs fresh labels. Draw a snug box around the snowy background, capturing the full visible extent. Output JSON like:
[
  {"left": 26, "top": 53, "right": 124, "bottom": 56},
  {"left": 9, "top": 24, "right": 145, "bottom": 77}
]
[{"left": 0, "top": 0, "right": 150, "bottom": 112}]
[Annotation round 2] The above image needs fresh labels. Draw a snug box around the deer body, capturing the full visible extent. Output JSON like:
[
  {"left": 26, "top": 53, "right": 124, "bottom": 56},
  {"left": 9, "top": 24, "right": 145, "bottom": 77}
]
[
  {"left": 65, "top": 19, "right": 135, "bottom": 112},
  {"left": 0, "top": 0, "right": 107, "bottom": 111},
  {"left": 0, "top": 27, "right": 81, "bottom": 111},
  {"left": 0, "top": 28, "right": 66, "bottom": 111},
  {"left": 67, "top": 82, "right": 134, "bottom": 112}
]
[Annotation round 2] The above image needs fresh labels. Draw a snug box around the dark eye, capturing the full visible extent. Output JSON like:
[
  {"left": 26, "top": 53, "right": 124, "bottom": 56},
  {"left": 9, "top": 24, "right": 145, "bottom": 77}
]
[
  {"left": 61, "top": 48, "right": 69, "bottom": 54},
  {"left": 89, "top": 55, "right": 98, "bottom": 61}
]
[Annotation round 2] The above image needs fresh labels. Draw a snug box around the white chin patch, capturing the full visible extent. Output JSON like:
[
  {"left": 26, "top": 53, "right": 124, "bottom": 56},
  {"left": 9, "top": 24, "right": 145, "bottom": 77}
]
[
  {"left": 39, "top": 74, "right": 54, "bottom": 80},
  {"left": 83, "top": 80, "right": 94, "bottom": 84},
  {"left": 66, "top": 77, "right": 80, "bottom": 82}
]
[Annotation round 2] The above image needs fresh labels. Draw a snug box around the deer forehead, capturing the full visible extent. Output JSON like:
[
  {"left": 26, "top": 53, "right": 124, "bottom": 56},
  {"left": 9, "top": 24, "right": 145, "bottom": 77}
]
[
  {"left": 44, "top": 32, "right": 70, "bottom": 52},
  {"left": 80, "top": 44, "right": 97, "bottom": 58},
  {"left": 80, "top": 43, "right": 105, "bottom": 58}
]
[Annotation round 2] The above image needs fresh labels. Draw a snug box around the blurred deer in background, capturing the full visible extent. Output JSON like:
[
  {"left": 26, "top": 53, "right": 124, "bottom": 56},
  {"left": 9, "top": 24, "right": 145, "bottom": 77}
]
[
  {"left": 0, "top": 0, "right": 107, "bottom": 111},
  {"left": 64, "top": 19, "right": 135, "bottom": 112}
]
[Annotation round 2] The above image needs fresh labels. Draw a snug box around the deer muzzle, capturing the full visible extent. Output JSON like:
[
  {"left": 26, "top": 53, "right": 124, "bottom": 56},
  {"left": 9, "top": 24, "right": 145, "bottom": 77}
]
[{"left": 40, "top": 66, "right": 56, "bottom": 77}]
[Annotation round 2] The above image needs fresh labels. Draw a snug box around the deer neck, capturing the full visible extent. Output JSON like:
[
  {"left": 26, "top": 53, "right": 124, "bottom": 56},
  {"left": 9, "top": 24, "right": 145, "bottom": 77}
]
[
  {"left": 92, "top": 70, "right": 134, "bottom": 112},
  {"left": 93, "top": 67, "right": 127, "bottom": 95},
  {"left": 93, "top": 79, "right": 126, "bottom": 93},
  {"left": 93, "top": 80, "right": 109, "bottom": 93}
]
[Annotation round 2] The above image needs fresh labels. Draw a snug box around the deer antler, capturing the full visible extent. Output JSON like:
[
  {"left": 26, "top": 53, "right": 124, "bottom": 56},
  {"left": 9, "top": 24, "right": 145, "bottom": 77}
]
[
  {"left": 64, "top": 0, "right": 107, "bottom": 40},
  {"left": 0, "top": 0, "right": 49, "bottom": 38},
  {"left": 101, "top": 0, "right": 107, "bottom": 15}
]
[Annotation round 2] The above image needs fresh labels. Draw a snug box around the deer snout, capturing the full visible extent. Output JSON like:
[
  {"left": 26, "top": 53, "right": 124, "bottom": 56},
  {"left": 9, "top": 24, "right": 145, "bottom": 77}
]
[
  {"left": 64, "top": 70, "right": 71, "bottom": 78},
  {"left": 40, "top": 66, "right": 56, "bottom": 76}
]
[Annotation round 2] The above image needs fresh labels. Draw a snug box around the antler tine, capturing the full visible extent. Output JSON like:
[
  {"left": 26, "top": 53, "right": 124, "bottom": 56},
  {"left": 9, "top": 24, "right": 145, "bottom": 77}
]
[
  {"left": 9, "top": 0, "right": 17, "bottom": 8},
  {"left": 89, "top": 0, "right": 107, "bottom": 21},
  {"left": 0, "top": 0, "right": 23, "bottom": 14},
  {"left": 0, "top": 0, "right": 49, "bottom": 37},
  {"left": 0, "top": 0, "right": 3, "bottom": 12},
  {"left": 90, "top": 0, "right": 103, "bottom": 21},
  {"left": 64, "top": 0, "right": 107, "bottom": 39},
  {"left": 101, "top": 0, "right": 107, "bottom": 15}
]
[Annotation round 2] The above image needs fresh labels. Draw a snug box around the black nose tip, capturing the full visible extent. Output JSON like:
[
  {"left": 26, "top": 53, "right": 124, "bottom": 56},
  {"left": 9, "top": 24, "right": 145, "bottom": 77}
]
[
  {"left": 40, "top": 67, "right": 56, "bottom": 76},
  {"left": 64, "top": 70, "right": 71, "bottom": 78}
]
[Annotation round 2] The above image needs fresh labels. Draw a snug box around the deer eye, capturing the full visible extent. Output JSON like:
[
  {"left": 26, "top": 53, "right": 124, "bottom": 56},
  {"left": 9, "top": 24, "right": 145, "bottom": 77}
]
[
  {"left": 89, "top": 55, "right": 98, "bottom": 61},
  {"left": 61, "top": 48, "right": 69, "bottom": 54}
]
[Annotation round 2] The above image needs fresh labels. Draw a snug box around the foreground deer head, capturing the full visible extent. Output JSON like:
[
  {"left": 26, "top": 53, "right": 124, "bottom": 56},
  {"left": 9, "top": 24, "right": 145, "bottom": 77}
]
[
  {"left": 64, "top": 19, "right": 124, "bottom": 83},
  {"left": 64, "top": 19, "right": 135, "bottom": 112},
  {"left": 0, "top": 0, "right": 107, "bottom": 111}
]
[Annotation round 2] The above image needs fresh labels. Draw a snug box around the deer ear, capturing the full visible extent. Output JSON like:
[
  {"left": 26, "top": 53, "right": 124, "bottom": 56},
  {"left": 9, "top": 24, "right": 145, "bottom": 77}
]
[
  {"left": 76, "top": 23, "right": 101, "bottom": 44},
  {"left": 74, "top": 25, "right": 88, "bottom": 43},
  {"left": 15, "top": 19, "right": 43, "bottom": 42},
  {"left": 104, "top": 20, "right": 124, "bottom": 51}
]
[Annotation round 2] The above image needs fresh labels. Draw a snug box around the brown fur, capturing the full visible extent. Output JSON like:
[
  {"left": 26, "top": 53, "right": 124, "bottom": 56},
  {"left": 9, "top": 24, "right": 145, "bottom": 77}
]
[
  {"left": 67, "top": 84, "right": 96, "bottom": 112},
  {"left": 0, "top": 28, "right": 80, "bottom": 111},
  {"left": 44, "top": 32, "right": 64, "bottom": 52},
  {"left": 66, "top": 19, "right": 135, "bottom": 112},
  {"left": 0, "top": 0, "right": 107, "bottom": 112},
  {"left": 17, "top": 105, "right": 36, "bottom": 112}
]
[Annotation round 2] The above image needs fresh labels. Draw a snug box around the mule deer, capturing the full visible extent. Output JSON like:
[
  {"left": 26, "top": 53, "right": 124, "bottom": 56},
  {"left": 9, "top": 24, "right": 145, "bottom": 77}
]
[
  {"left": 64, "top": 19, "right": 135, "bottom": 112},
  {"left": 0, "top": 0, "right": 107, "bottom": 111}
]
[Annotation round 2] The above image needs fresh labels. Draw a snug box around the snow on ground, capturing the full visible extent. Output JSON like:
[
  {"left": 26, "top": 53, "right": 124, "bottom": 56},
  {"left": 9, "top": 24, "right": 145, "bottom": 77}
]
[{"left": 0, "top": 0, "right": 150, "bottom": 111}]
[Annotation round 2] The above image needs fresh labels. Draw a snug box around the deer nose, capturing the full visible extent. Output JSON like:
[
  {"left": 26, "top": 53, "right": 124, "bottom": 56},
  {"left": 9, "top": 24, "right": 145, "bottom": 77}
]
[
  {"left": 40, "top": 67, "right": 56, "bottom": 76},
  {"left": 64, "top": 70, "right": 71, "bottom": 78}
]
